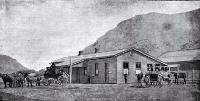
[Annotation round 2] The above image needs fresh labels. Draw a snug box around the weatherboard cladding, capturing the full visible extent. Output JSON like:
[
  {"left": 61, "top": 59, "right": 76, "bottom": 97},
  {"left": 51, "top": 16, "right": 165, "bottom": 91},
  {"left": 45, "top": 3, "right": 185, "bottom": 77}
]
[
  {"left": 116, "top": 51, "right": 162, "bottom": 83},
  {"left": 53, "top": 47, "right": 166, "bottom": 67},
  {"left": 158, "top": 49, "right": 200, "bottom": 63}
]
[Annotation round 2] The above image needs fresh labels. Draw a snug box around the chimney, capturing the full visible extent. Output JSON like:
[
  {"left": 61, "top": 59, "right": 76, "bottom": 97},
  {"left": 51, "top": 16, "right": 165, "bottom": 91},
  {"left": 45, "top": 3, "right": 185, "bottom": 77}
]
[
  {"left": 78, "top": 51, "right": 83, "bottom": 56},
  {"left": 94, "top": 48, "right": 99, "bottom": 53}
]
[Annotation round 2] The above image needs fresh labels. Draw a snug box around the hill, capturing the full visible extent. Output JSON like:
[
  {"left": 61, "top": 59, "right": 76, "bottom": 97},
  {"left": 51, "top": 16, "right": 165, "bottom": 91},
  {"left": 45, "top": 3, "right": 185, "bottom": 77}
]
[
  {"left": 0, "top": 55, "right": 27, "bottom": 73},
  {"left": 82, "top": 8, "right": 200, "bottom": 57}
]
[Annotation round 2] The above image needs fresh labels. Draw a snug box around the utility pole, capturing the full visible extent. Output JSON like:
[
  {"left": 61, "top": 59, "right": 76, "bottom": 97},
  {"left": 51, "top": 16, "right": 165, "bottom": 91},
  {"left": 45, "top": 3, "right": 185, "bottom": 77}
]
[
  {"left": 69, "top": 56, "right": 72, "bottom": 84},
  {"left": 192, "top": 67, "right": 194, "bottom": 83}
]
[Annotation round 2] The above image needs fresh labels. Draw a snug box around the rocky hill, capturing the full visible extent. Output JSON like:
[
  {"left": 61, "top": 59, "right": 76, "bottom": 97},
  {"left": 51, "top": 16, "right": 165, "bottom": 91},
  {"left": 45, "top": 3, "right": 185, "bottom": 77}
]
[
  {"left": 82, "top": 8, "right": 200, "bottom": 57},
  {"left": 0, "top": 55, "right": 27, "bottom": 73}
]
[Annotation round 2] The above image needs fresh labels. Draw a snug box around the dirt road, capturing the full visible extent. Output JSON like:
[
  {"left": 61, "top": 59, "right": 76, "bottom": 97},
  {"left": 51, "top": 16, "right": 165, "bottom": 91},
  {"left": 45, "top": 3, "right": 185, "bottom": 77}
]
[{"left": 0, "top": 84, "right": 199, "bottom": 101}]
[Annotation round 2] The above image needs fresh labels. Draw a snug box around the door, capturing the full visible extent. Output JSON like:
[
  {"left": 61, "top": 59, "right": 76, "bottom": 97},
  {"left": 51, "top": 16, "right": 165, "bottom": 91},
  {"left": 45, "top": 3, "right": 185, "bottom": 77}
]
[
  {"left": 72, "top": 68, "right": 81, "bottom": 83},
  {"left": 105, "top": 63, "right": 109, "bottom": 83},
  {"left": 76, "top": 68, "right": 80, "bottom": 83}
]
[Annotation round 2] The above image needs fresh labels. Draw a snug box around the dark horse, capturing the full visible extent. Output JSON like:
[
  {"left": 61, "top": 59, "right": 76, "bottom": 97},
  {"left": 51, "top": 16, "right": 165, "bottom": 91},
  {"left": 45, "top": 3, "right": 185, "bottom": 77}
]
[
  {"left": 173, "top": 72, "right": 186, "bottom": 84},
  {"left": 178, "top": 73, "right": 186, "bottom": 84},
  {"left": 0, "top": 73, "right": 14, "bottom": 88}
]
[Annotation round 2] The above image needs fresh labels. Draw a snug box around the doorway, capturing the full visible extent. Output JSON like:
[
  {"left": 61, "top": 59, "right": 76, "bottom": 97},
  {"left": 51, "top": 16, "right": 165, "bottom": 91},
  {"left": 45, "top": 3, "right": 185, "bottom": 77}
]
[
  {"left": 105, "top": 63, "right": 109, "bottom": 83},
  {"left": 72, "top": 68, "right": 82, "bottom": 83}
]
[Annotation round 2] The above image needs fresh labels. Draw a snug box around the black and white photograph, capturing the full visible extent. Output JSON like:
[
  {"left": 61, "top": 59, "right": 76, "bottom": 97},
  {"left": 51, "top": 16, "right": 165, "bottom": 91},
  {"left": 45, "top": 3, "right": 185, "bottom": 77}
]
[{"left": 0, "top": 0, "right": 200, "bottom": 101}]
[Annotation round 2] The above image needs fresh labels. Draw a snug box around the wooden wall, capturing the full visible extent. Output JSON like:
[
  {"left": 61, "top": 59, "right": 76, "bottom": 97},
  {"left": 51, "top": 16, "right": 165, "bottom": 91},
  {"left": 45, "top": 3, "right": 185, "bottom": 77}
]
[
  {"left": 87, "top": 57, "right": 117, "bottom": 84},
  {"left": 117, "top": 50, "right": 161, "bottom": 84}
]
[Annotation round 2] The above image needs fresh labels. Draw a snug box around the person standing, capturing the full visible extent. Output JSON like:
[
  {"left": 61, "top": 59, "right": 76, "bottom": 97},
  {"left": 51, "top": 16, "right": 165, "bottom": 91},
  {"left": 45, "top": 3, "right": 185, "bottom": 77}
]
[
  {"left": 124, "top": 74, "right": 128, "bottom": 84},
  {"left": 137, "top": 72, "right": 143, "bottom": 87},
  {"left": 174, "top": 73, "right": 179, "bottom": 84},
  {"left": 36, "top": 76, "right": 41, "bottom": 86},
  {"left": 123, "top": 68, "right": 129, "bottom": 84},
  {"left": 87, "top": 75, "right": 91, "bottom": 84}
]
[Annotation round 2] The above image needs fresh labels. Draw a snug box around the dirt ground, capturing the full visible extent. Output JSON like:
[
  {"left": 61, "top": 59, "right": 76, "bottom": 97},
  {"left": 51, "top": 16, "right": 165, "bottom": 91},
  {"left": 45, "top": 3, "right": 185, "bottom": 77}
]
[{"left": 0, "top": 83, "right": 200, "bottom": 101}]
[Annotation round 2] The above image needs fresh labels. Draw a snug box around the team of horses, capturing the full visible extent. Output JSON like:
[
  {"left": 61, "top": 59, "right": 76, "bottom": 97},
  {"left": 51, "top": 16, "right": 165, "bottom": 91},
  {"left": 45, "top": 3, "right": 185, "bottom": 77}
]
[
  {"left": 0, "top": 72, "right": 42, "bottom": 88},
  {"left": 0, "top": 73, "right": 25, "bottom": 88},
  {"left": 0, "top": 72, "right": 70, "bottom": 88}
]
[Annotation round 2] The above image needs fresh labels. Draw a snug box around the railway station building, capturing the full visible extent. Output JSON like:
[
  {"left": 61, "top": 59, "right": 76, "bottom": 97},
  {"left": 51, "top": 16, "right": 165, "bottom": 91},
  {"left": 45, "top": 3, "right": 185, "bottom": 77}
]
[{"left": 52, "top": 47, "right": 167, "bottom": 84}]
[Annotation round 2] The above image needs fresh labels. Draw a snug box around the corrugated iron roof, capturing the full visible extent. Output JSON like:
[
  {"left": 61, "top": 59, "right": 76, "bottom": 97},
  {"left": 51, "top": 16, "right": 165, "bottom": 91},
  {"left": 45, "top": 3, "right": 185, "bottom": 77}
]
[
  {"left": 158, "top": 49, "right": 200, "bottom": 63},
  {"left": 53, "top": 49, "right": 126, "bottom": 66},
  {"left": 53, "top": 47, "right": 167, "bottom": 67}
]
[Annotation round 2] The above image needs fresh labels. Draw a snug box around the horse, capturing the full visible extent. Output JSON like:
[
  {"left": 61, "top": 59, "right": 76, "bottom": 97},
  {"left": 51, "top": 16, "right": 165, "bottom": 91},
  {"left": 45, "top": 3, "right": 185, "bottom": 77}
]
[
  {"left": 24, "top": 73, "right": 37, "bottom": 87},
  {"left": 15, "top": 73, "right": 24, "bottom": 87},
  {"left": 177, "top": 72, "right": 186, "bottom": 84},
  {"left": 172, "top": 72, "right": 186, "bottom": 84},
  {"left": 0, "top": 73, "right": 14, "bottom": 88}
]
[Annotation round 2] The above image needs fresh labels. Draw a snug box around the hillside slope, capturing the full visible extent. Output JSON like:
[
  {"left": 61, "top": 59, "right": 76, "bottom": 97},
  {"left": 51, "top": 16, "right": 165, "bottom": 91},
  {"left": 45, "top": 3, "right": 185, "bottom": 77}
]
[
  {"left": 82, "top": 8, "right": 200, "bottom": 57},
  {"left": 0, "top": 55, "right": 27, "bottom": 73}
]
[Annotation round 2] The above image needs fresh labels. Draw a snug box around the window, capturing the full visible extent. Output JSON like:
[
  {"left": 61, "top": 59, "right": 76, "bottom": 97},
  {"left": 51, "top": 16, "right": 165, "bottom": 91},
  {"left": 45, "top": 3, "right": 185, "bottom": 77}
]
[
  {"left": 161, "top": 67, "right": 165, "bottom": 71},
  {"left": 147, "top": 64, "right": 153, "bottom": 71},
  {"left": 123, "top": 62, "right": 129, "bottom": 74},
  {"left": 123, "top": 62, "right": 129, "bottom": 69},
  {"left": 165, "top": 67, "right": 169, "bottom": 71},
  {"left": 170, "top": 67, "right": 178, "bottom": 71},
  {"left": 147, "top": 64, "right": 153, "bottom": 68},
  {"left": 155, "top": 64, "right": 160, "bottom": 67},
  {"left": 155, "top": 64, "right": 160, "bottom": 71},
  {"left": 155, "top": 67, "right": 160, "bottom": 71},
  {"left": 95, "top": 63, "right": 99, "bottom": 76},
  {"left": 136, "top": 62, "right": 141, "bottom": 68}
]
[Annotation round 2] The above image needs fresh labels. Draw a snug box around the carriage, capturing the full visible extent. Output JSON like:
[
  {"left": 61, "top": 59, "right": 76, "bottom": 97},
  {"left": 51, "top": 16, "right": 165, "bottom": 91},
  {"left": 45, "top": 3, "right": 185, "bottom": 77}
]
[
  {"left": 144, "top": 72, "right": 163, "bottom": 87},
  {"left": 143, "top": 64, "right": 174, "bottom": 87},
  {"left": 42, "top": 63, "right": 69, "bottom": 85}
]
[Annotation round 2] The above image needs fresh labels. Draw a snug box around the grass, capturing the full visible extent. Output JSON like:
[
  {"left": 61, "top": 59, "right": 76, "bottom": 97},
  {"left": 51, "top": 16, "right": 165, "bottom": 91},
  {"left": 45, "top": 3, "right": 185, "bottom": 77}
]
[{"left": 0, "top": 83, "right": 200, "bottom": 101}]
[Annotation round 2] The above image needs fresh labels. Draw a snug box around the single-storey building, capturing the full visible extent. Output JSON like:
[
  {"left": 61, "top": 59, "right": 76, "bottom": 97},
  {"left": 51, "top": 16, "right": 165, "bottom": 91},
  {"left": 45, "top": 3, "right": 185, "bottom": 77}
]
[
  {"left": 53, "top": 47, "right": 167, "bottom": 84},
  {"left": 158, "top": 49, "right": 200, "bottom": 81}
]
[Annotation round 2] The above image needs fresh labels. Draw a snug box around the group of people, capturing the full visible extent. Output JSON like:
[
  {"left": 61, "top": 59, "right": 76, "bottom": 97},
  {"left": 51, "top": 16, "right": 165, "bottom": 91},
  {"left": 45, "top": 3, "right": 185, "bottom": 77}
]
[{"left": 123, "top": 71, "right": 187, "bottom": 87}]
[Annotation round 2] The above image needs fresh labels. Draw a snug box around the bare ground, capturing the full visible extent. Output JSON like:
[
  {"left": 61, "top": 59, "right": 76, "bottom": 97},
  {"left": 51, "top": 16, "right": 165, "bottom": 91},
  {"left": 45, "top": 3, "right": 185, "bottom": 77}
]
[{"left": 0, "top": 83, "right": 200, "bottom": 101}]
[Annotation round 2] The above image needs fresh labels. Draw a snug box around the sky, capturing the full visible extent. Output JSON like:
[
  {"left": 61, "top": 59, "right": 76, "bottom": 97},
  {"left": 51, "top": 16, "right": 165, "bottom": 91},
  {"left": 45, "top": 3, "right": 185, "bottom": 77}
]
[{"left": 0, "top": 0, "right": 200, "bottom": 70}]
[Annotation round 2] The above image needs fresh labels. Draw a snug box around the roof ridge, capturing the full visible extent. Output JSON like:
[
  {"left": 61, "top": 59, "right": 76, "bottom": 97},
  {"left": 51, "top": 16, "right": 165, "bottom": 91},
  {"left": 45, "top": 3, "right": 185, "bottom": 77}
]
[
  {"left": 158, "top": 48, "right": 200, "bottom": 57},
  {"left": 78, "top": 48, "right": 129, "bottom": 56}
]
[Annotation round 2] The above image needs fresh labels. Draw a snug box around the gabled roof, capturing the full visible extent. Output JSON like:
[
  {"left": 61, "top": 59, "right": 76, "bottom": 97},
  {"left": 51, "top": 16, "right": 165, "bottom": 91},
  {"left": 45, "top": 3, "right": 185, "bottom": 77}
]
[
  {"left": 53, "top": 47, "right": 167, "bottom": 67},
  {"left": 158, "top": 49, "right": 200, "bottom": 63}
]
